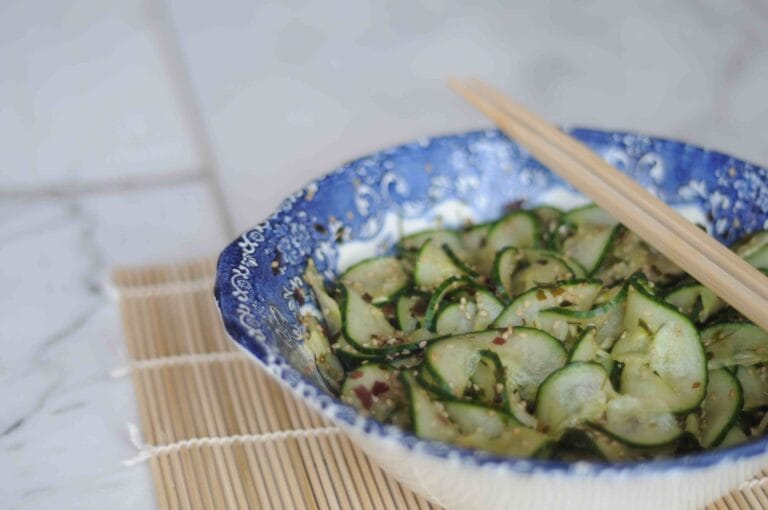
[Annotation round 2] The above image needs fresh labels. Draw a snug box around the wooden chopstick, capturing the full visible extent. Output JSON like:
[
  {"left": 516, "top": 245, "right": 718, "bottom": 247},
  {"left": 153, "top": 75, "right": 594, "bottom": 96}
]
[{"left": 449, "top": 78, "right": 768, "bottom": 332}]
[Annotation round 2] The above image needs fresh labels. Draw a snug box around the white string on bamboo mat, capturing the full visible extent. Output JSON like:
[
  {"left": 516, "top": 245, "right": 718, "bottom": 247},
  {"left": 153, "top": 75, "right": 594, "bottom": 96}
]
[
  {"left": 123, "top": 423, "right": 341, "bottom": 466},
  {"left": 739, "top": 476, "right": 768, "bottom": 490},
  {"left": 110, "top": 351, "right": 249, "bottom": 377},
  {"left": 103, "top": 276, "right": 216, "bottom": 301}
]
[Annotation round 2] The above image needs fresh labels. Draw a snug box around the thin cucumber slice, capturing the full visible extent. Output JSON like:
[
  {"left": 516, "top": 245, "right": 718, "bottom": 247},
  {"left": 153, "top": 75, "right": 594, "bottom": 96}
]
[
  {"left": 597, "top": 395, "right": 682, "bottom": 447},
  {"left": 424, "top": 328, "right": 567, "bottom": 424},
  {"left": 611, "top": 281, "right": 707, "bottom": 413},
  {"left": 563, "top": 204, "right": 618, "bottom": 226},
  {"left": 533, "top": 205, "right": 564, "bottom": 249},
  {"left": 595, "top": 228, "right": 682, "bottom": 286},
  {"left": 317, "top": 205, "right": 768, "bottom": 462},
  {"left": 465, "top": 350, "right": 506, "bottom": 406},
  {"left": 665, "top": 283, "right": 725, "bottom": 324},
  {"left": 416, "top": 365, "right": 448, "bottom": 396},
  {"left": 398, "top": 229, "right": 462, "bottom": 253},
  {"left": 340, "top": 256, "right": 409, "bottom": 304},
  {"left": 644, "top": 244, "right": 685, "bottom": 284},
  {"left": 562, "top": 223, "right": 621, "bottom": 275},
  {"left": 333, "top": 334, "right": 379, "bottom": 368},
  {"left": 737, "top": 230, "right": 768, "bottom": 269},
  {"left": 400, "top": 371, "right": 457, "bottom": 443},
  {"left": 532, "top": 205, "right": 564, "bottom": 234},
  {"left": 555, "top": 205, "right": 620, "bottom": 275},
  {"left": 736, "top": 365, "right": 768, "bottom": 410},
  {"left": 703, "top": 322, "right": 768, "bottom": 368},
  {"left": 536, "top": 362, "right": 614, "bottom": 438},
  {"left": 476, "top": 290, "right": 504, "bottom": 321},
  {"left": 396, "top": 294, "right": 429, "bottom": 333},
  {"left": 423, "top": 276, "right": 475, "bottom": 332},
  {"left": 459, "top": 222, "right": 492, "bottom": 251},
  {"left": 444, "top": 401, "right": 552, "bottom": 457},
  {"left": 493, "top": 280, "right": 602, "bottom": 329},
  {"left": 405, "top": 327, "right": 441, "bottom": 343},
  {"left": 301, "top": 315, "right": 344, "bottom": 390},
  {"left": 443, "top": 400, "right": 518, "bottom": 435},
  {"left": 341, "top": 364, "right": 403, "bottom": 422},
  {"left": 401, "top": 374, "right": 552, "bottom": 457},
  {"left": 746, "top": 246, "right": 768, "bottom": 270},
  {"left": 558, "top": 255, "right": 588, "bottom": 279},
  {"left": 569, "top": 327, "right": 614, "bottom": 374},
  {"left": 735, "top": 230, "right": 768, "bottom": 259},
  {"left": 434, "top": 290, "right": 503, "bottom": 336},
  {"left": 303, "top": 259, "right": 341, "bottom": 337},
  {"left": 700, "top": 368, "right": 744, "bottom": 448},
  {"left": 492, "top": 247, "right": 575, "bottom": 300},
  {"left": 462, "top": 223, "right": 497, "bottom": 275},
  {"left": 717, "top": 425, "right": 749, "bottom": 449},
  {"left": 341, "top": 284, "right": 397, "bottom": 347},
  {"left": 585, "top": 427, "right": 676, "bottom": 462},
  {"left": 486, "top": 210, "right": 540, "bottom": 253},
  {"left": 386, "top": 354, "right": 424, "bottom": 370},
  {"left": 342, "top": 286, "right": 437, "bottom": 355},
  {"left": 414, "top": 239, "right": 474, "bottom": 290},
  {"left": 443, "top": 243, "right": 479, "bottom": 278},
  {"left": 536, "top": 281, "right": 628, "bottom": 347},
  {"left": 531, "top": 205, "right": 564, "bottom": 224}
]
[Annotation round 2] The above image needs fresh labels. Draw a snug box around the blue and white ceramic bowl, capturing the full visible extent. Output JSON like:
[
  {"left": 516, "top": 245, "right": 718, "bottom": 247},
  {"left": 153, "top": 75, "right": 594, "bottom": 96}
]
[{"left": 215, "top": 128, "right": 768, "bottom": 510}]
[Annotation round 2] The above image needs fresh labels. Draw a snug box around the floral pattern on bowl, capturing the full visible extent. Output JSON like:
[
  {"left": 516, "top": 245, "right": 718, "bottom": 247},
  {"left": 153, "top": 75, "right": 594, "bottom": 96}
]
[{"left": 215, "top": 127, "right": 768, "bottom": 480}]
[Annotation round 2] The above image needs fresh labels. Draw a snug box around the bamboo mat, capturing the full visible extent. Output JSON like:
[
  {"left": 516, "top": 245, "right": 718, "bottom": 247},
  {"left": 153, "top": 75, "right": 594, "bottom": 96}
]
[{"left": 111, "top": 258, "right": 768, "bottom": 510}]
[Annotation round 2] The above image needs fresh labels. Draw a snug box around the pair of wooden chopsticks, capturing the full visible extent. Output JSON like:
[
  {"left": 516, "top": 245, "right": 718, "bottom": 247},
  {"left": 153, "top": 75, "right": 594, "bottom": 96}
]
[{"left": 449, "top": 78, "right": 768, "bottom": 332}]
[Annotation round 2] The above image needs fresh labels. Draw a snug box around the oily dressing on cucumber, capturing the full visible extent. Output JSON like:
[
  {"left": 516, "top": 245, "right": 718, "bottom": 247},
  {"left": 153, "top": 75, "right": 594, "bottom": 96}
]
[{"left": 300, "top": 201, "right": 767, "bottom": 462}]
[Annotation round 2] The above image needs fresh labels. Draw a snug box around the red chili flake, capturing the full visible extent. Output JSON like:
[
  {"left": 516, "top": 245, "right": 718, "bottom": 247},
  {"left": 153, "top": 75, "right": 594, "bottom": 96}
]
[
  {"left": 551, "top": 287, "right": 565, "bottom": 297},
  {"left": 380, "top": 303, "right": 396, "bottom": 318},
  {"left": 349, "top": 370, "right": 364, "bottom": 379},
  {"left": 503, "top": 199, "right": 525, "bottom": 214},
  {"left": 493, "top": 337, "right": 506, "bottom": 345},
  {"left": 536, "top": 289, "right": 547, "bottom": 301},
  {"left": 293, "top": 288, "right": 306, "bottom": 306},
  {"left": 353, "top": 386, "right": 373, "bottom": 409},
  {"left": 371, "top": 381, "right": 390, "bottom": 396},
  {"left": 692, "top": 381, "right": 702, "bottom": 389},
  {"left": 411, "top": 298, "right": 428, "bottom": 316}
]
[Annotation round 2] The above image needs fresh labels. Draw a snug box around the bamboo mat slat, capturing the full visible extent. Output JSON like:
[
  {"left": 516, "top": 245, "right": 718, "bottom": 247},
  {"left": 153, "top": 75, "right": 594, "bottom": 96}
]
[
  {"left": 112, "top": 257, "right": 441, "bottom": 510},
  {"left": 111, "top": 257, "right": 768, "bottom": 510}
]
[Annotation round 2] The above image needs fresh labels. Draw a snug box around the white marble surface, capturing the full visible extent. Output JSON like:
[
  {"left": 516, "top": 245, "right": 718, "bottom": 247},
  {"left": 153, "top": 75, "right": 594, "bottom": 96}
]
[{"left": 1, "top": 0, "right": 768, "bottom": 508}]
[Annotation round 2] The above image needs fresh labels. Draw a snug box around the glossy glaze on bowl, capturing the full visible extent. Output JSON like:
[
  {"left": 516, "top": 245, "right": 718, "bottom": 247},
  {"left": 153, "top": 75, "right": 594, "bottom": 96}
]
[{"left": 215, "top": 128, "right": 768, "bottom": 509}]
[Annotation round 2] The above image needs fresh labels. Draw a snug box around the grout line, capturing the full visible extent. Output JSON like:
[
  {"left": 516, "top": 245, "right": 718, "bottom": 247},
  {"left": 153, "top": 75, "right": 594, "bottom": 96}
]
[
  {"left": 0, "top": 169, "right": 204, "bottom": 201},
  {"left": 145, "top": 0, "right": 238, "bottom": 237}
]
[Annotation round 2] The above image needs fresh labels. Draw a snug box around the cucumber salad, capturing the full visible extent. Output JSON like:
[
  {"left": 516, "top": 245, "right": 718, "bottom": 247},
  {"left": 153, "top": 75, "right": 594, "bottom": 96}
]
[{"left": 300, "top": 204, "right": 768, "bottom": 462}]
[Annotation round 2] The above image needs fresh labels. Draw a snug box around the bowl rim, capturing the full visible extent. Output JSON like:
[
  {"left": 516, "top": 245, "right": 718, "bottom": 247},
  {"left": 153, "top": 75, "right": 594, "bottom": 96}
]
[{"left": 215, "top": 126, "right": 768, "bottom": 477}]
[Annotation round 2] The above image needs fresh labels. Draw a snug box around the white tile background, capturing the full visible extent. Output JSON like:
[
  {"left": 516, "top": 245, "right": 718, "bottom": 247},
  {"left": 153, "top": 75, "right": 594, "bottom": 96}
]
[{"left": 1, "top": 0, "right": 768, "bottom": 508}]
